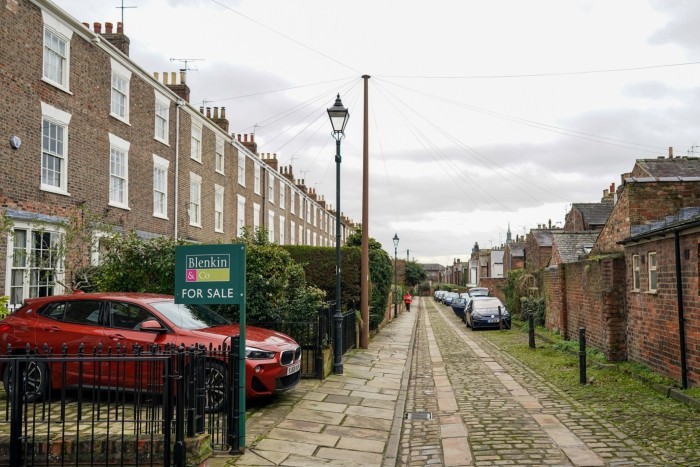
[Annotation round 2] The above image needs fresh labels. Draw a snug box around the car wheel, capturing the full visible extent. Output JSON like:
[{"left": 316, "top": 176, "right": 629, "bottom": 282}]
[
  {"left": 204, "top": 360, "right": 227, "bottom": 413},
  {"left": 3, "top": 359, "right": 49, "bottom": 402}
]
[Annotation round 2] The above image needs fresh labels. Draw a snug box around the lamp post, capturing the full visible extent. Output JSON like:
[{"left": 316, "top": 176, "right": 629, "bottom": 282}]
[
  {"left": 328, "top": 94, "right": 349, "bottom": 375},
  {"left": 393, "top": 233, "right": 399, "bottom": 318}
]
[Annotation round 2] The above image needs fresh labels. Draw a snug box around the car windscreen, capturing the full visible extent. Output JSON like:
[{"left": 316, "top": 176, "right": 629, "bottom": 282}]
[
  {"left": 151, "top": 301, "right": 231, "bottom": 329},
  {"left": 469, "top": 289, "right": 489, "bottom": 296},
  {"left": 473, "top": 299, "right": 503, "bottom": 310}
]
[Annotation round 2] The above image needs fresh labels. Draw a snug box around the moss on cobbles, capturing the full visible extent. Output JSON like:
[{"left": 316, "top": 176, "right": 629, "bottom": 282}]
[{"left": 477, "top": 322, "right": 700, "bottom": 465}]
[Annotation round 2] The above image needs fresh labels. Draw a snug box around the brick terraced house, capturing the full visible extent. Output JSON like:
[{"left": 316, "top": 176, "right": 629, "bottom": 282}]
[
  {"left": 544, "top": 153, "right": 700, "bottom": 388},
  {"left": 0, "top": 0, "right": 354, "bottom": 309}
]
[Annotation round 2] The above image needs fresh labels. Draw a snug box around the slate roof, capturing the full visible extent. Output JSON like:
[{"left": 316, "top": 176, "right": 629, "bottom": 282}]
[
  {"left": 571, "top": 202, "right": 613, "bottom": 227},
  {"left": 632, "top": 157, "right": 700, "bottom": 179},
  {"left": 551, "top": 232, "right": 599, "bottom": 264},
  {"left": 532, "top": 230, "right": 554, "bottom": 247},
  {"left": 507, "top": 242, "right": 525, "bottom": 257},
  {"left": 421, "top": 263, "right": 444, "bottom": 272},
  {"left": 621, "top": 207, "right": 700, "bottom": 243}
]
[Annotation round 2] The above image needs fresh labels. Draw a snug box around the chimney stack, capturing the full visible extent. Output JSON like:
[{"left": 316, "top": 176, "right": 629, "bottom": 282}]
[
  {"left": 236, "top": 133, "right": 257, "bottom": 154},
  {"left": 211, "top": 106, "right": 229, "bottom": 132},
  {"left": 95, "top": 20, "right": 130, "bottom": 56},
  {"left": 154, "top": 70, "right": 190, "bottom": 102}
]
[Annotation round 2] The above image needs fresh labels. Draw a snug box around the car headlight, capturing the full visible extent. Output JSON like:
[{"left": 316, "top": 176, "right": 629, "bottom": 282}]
[
  {"left": 245, "top": 347, "right": 276, "bottom": 359},
  {"left": 472, "top": 311, "right": 483, "bottom": 318}
]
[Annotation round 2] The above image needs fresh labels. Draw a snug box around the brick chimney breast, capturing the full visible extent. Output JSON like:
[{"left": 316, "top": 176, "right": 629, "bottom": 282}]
[{"left": 98, "top": 20, "right": 130, "bottom": 56}]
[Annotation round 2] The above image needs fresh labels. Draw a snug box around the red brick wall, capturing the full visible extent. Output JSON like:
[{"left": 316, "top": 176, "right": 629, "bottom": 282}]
[
  {"left": 560, "top": 257, "right": 627, "bottom": 361},
  {"left": 478, "top": 277, "right": 506, "bottom": 303},
  {"left": 625, "top": 234, "right": 700, "bottom": 387},
  {"left": 543, "top": 266, "right": 567, "bottom": 337},
  {"left": 525, "top": 233, "right": 551, "bottom": 271},
  {"left": 564, "top": 209, "right": 585, "bottom": 231},
  {"left": 595, "top": 181, "right": 700, "bottom": 254}
]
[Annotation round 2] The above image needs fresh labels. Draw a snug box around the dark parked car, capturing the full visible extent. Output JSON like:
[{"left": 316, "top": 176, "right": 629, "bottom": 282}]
[
  {"left": 442, "top": 292, "right": 460, "bottom": 306},
  {"left": 0, "top": 292, "right": 302, "bottom": 409},
  {"left": 450, "top": 297, "right": 468, "bottom": 321},
  {"left": 465, "top": 296, "right": 510, "bottom": 330}
]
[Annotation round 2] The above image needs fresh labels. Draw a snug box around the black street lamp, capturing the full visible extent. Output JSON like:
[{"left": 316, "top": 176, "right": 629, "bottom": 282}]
[
  {"left": 393, "top": 233, "right": 399, "bottom": 318},
  {"left": 328, "top": 94, "right": 349, "bottom": 375}
]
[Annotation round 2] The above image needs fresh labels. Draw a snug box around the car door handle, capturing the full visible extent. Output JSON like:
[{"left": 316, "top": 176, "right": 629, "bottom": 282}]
[
  {"left": 42, "top": 326, "right": 61, "bottom": 333},
  {"left": 108, "top": 334, "right": 126, "bottom": 341}
]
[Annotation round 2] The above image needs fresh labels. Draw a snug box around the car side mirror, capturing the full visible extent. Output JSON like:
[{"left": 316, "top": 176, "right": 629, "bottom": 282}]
[{"left": 139, "top": 319, "right": 166, "bottom": 333}]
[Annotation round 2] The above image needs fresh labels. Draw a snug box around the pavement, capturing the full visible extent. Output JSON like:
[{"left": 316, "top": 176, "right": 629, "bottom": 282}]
[{"left": 209, "top": 297, "right": 675, "bottom": 466}]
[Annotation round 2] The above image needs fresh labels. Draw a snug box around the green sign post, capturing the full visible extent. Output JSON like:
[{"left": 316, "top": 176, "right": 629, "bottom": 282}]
[{"left": 175, "top": 244, "right": 246, "bottom": 452}]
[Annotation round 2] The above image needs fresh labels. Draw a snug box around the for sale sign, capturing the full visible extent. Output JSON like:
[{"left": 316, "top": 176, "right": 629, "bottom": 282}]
[{"left": 175, "top": 244, "right": 245, "bottom": 304}]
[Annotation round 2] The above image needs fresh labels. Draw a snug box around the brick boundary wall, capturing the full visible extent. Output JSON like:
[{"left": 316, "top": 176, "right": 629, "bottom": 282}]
[
  {"left": 555, "top": 257, "right": 627, "bottom": 361},
  {"left": 478, "top": 277, "right": 506, "bottom": 303},
  {"left": 543, "top": 266, "right": 567, "bottom": 337}
]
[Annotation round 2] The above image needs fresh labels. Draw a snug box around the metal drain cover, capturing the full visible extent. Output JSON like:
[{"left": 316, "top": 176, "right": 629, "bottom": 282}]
[{"left": 405, "top": 411, "right": 433, "bottom": 420}]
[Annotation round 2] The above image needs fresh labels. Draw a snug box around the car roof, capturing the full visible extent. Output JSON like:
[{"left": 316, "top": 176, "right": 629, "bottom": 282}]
[{"left": 23, "top": 292, "right": 174, "bottom": 306}]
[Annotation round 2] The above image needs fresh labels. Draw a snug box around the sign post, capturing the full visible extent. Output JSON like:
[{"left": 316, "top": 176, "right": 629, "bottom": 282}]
[{"left": 174, "top": 243, "right": 246, "bottom": 452}]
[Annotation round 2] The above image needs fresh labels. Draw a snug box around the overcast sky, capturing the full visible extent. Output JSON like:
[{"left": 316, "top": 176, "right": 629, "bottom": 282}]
[{"left": 56, "top": 0, "right": 700, "bottom": 266}]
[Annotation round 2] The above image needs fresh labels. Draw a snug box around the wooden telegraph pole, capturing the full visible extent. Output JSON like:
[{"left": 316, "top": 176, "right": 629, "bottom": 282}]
[{"left": 360, "top": 75, "right": 370, "bottom": 349}]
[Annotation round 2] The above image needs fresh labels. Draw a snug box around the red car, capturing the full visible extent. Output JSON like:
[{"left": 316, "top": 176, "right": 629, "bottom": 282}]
[{"left": 0, "top": 292, "right": 302, "bottom": 409}]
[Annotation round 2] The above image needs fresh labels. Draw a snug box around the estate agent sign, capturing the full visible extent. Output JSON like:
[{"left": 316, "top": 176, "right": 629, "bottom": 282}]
[
  {"left": 174, "top": 244, "right": 245, "bottom": 304},
  {"left": 174, "top": 243, "right": 247, "bottom": 452}
]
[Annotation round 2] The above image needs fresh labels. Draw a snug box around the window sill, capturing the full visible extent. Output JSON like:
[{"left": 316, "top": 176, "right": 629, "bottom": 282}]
[
  {"left": 109, "top": 113, "right": 131, "bottom": 126},
  {"left": 154, "top": 137, "right": 170, "bottom": 146},
  {"left": 153, "top": 213, "right": 169, "bottom": 220},
  {"left": 41, "top": 77, "right": 73, "bottom": 95},
  {"left": 40, "top": 184, "right": 70, "bottom": 197},
  {"left": 108, "top": 201, "right": 131, "bottom": 211}
]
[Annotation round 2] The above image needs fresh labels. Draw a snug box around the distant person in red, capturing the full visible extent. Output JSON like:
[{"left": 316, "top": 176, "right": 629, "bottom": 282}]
[{"left": 403, "top": 292, "right": 412, "bottom": 312}]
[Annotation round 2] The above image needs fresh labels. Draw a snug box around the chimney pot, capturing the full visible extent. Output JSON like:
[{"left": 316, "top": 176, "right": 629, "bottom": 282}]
[
  {"left": 180, "top": 70, "right": 186, "bottom": 85},
  {"left": 244, "top": 134, "right": 248, "bottom": 143},
  {"left": 82, "top": 22, "right": 89, "bottom": 28},
  {"left": 117, "top": 22, "right": 123, "bottom": 33},
  {"left": 105, "top": 22, "right": 113, "bottom": 34},
  {"left": 171, "top": 72, "right": 176, "bottom": 85},
  {"left": 94, "top": 22, "right": 102, "bottom": 33},
  {"left": 669, "top": 146, "right": 674, "bottom": 158},
  {"left": 250, "top": 133, "right": 255, "bottom": 142},
  {"left": 163, "top": 73, "right": 169, "bottom": 85},
  {"left": 213, "top": 107, "right": 219, "bottom": 119},
  {"left": 199, "top": 106, "right": 204, "bottom": 114},
  {"left": 221, "top": 107, "right": 226, "bottom": 118},
  {"left": 610, "top": 182, "right": 615, "bottom": 192},
  {"left": 153, "top": 72, "right": 160, "bottom": 81},
  {"left": 206, "top": 107, "right": 211, "bottom": 118}
]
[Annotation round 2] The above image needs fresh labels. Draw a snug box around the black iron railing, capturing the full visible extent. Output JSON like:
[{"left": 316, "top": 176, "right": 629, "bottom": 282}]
[{"left": 0, "top": 343, "right": 241, "bottom": 466}]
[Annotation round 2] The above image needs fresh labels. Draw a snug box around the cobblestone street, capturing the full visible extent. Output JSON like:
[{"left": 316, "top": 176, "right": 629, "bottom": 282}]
[
  {"left": 399, "top": 298, "right": 691, "bottom": 466},
  {"left": 224, "top": 295, "right": 699, "bottom": 466}
]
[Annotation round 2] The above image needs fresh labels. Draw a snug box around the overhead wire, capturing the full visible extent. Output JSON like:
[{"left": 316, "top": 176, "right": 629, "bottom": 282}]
[
  {"left": 375, "top": 60, "right": 700, "bottom": 79},
  {"left": 208, "top": 0, "right": 361, "bottom": 75},
  {"left": 371, "top": 80, "right": 511, "bottom": 210},
  {"left": 370, "top": 86, "right": 399, "bottom": 225},
  {"left": 375, "top": 78, "right": 570, "bottom": 202},
  {"left": 378, "top": 78, "right": 667, "bottom": 155}
]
